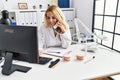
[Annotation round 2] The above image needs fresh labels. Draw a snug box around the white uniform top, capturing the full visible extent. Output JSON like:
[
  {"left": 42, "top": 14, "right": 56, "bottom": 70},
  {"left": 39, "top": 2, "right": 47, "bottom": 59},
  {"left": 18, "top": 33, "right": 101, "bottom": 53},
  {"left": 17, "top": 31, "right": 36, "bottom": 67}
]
[{"left": 38, "top": 24, "right": 71, "bottom": 50}]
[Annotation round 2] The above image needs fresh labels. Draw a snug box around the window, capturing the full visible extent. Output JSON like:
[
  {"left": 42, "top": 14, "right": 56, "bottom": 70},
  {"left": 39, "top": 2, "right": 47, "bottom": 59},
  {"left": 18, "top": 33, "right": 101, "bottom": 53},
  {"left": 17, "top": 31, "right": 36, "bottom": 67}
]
[{"left": 93, "top": 0, "right": 120, "bottom": 52}]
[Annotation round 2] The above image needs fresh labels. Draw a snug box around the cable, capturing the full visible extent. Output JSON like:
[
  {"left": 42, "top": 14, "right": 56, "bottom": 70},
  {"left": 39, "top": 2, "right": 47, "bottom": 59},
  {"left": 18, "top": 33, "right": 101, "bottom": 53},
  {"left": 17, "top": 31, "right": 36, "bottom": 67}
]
[{"left": 0, "top": 58, "right": 5, "bottom": 64}]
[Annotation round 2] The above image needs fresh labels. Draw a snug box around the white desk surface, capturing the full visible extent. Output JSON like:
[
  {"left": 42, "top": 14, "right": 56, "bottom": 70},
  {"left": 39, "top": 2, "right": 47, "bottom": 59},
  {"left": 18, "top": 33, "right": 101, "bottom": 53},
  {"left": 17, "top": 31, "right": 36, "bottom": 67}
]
[{"left": 0, "top": 44, "right": 120, "bottom": 80}]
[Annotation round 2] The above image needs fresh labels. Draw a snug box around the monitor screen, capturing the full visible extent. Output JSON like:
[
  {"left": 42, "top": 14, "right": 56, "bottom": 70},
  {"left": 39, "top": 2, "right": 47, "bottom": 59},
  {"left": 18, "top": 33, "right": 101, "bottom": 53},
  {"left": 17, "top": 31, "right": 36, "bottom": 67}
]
[{"left": 0, "top": 24, "right": 39, "bottom": 75}]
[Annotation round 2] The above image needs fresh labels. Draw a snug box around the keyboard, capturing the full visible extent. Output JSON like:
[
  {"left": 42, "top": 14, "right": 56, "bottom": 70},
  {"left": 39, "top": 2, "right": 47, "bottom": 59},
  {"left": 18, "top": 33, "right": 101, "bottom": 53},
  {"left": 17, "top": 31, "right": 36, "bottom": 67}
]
[{"left": 38, "top": 57, "right": 52, "bottom": 65}]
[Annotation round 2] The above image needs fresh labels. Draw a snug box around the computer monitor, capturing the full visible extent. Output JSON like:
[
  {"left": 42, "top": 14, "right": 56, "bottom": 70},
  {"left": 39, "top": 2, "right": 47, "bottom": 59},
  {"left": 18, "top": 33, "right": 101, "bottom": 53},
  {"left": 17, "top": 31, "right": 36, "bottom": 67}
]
[{"left": 0, "top": 24, "right": 39, "bottom": 75}]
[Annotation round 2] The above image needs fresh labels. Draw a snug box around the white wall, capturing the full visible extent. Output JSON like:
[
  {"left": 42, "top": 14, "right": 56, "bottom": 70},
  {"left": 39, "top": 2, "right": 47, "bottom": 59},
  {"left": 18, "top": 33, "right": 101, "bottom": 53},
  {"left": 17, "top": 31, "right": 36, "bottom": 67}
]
[
  {"left": 0, "top": 0, "right": 4, "bottom": 10},
  {"left": 72, "top": 0, "right": 94, "bottom": 37},
  {"left": 0, "top": 0, "right": 51, "bottom": 10},
  {"left": 0, "top": 0, "right": 94, "bottom": 36}
]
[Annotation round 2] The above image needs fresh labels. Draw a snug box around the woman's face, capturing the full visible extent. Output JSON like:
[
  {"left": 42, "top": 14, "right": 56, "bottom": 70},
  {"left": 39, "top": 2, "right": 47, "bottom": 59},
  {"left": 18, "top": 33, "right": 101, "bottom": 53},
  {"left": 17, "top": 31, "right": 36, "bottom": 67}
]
[{"left": 46, "top": 12, "right": 57, "bottom": 27}]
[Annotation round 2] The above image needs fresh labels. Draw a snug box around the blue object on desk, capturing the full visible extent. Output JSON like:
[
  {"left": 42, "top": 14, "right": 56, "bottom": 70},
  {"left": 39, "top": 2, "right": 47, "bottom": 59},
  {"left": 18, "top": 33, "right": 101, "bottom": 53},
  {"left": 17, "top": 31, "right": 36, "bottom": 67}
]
[{"left": 12, "top": 22, "right": 16, "bottom": 26}]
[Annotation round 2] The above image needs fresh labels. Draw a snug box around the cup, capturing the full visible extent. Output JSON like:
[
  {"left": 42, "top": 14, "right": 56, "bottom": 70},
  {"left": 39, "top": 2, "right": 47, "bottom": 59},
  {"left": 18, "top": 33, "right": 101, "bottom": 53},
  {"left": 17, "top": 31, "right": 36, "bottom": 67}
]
[
  {"left": 76, "top": 55, "right": 84, "bottom": 60},
  {"left": 63, "top": 56, "right": 70, "bottom": 61}
]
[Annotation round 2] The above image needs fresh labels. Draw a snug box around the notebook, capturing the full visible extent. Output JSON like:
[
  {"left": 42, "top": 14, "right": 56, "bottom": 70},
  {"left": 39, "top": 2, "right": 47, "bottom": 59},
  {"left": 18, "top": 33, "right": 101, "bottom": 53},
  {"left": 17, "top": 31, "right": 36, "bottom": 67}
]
[{"left": 43, "top": 47, "right": 72, "bottom": 58}]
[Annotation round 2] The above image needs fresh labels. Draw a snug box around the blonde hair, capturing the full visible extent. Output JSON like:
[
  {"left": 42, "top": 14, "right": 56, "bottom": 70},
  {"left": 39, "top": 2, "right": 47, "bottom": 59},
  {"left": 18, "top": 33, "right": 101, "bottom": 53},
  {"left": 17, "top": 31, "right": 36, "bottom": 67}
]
[{"left": 44, "top": 5, "right": 68, "bottom": 30}]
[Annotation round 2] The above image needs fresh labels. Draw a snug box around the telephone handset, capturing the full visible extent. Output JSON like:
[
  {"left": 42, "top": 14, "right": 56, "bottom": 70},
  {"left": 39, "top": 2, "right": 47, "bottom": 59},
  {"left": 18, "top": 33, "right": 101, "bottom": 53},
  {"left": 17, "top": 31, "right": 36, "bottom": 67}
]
[
  {"left": 53, "top": 24, "right": 58, "bottom": 30},
  {"left": 53, "top": 21, "right": 59, "bottom": 29},
  {"left": 53, "top": 23, "right": 61, "bottom": 33}
]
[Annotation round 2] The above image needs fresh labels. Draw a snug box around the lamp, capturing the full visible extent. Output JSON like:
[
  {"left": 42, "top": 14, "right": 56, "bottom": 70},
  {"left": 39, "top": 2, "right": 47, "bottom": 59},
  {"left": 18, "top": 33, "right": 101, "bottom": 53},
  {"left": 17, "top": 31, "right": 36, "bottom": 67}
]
[
  {"left": 0, "top": 10, "right": 12, "bottom": 25},
  {"left": 73, "top": 18, "right": 108, "bottom": 53},
  {"left": 73, "top": 18, "right": 108, "bottom": 44},
  {"left": 0, "top": 10, "right": 12, "bottom": 60}
]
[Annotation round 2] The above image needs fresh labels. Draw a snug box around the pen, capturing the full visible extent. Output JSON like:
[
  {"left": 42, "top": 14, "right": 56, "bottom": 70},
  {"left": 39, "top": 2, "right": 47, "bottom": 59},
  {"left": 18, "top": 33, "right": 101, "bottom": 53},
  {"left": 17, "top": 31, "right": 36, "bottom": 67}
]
[
  {"left": 47, "top": 51, "right": 61, "bottom": 54},
  {"left": 84, "top": 56, "right": 95, "bottom": 64},
  {"left": 43, "top": 52, "right": 63, "bottom": 58}
]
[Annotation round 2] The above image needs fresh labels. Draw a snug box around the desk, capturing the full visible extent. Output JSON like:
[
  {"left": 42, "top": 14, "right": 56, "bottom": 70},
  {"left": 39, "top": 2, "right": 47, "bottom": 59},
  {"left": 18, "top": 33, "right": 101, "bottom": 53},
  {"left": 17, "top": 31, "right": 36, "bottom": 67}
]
[{"left": 0, "top": 44, "right": 120, "bottom": 80}]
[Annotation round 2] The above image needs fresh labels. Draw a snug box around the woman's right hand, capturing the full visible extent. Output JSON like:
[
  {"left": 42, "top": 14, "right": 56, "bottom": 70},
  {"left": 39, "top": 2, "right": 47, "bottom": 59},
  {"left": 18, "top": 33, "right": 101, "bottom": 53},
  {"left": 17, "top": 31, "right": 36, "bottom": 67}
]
[
  {"left": 38, "top": 50, "right": 43, "bottom": 56},
  {"left": 56, "top": 22, "right": 66, "bottom": 33}
]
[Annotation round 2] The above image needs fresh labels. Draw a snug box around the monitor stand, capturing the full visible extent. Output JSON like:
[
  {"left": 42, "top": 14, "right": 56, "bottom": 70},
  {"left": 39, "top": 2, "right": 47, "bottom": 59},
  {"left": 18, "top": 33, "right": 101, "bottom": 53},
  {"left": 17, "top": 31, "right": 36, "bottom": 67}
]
[
  {"left": 2, "top": 52, "right": 31, "bottom": 75},
  {"left": 0, "top": 50, "right": 2, "bottom": 60},
  {"left": 0, "top": 56, "right": 2, "bottom": 60}
]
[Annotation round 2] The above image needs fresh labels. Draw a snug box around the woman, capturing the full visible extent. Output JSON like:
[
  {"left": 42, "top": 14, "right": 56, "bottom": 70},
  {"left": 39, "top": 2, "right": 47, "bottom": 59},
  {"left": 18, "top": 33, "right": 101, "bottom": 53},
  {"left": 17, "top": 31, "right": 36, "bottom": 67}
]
[{"left": 38, "top": 5, "right": 71, "bottom": 55}]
